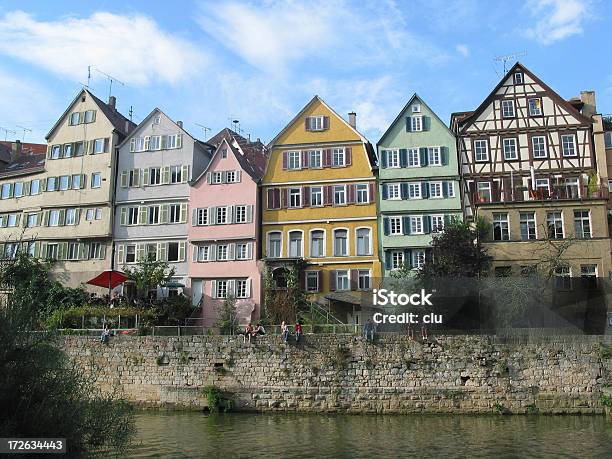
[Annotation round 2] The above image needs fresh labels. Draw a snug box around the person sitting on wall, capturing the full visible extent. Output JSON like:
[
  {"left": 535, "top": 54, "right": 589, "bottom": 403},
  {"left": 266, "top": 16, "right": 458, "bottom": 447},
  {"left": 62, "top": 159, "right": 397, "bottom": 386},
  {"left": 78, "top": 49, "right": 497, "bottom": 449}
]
[
  {"left": 100, "top": 324, "right": 110, "bottom": 345},
  {"left": 294, "top": 321, "right": 302, "bottom": 343},
  {"left": 251, "top": 323, "right": 266, "bottom": 338},
  {"left": 237, "top": 323, "right": 253, "bottom": 344},
  {"left": 281, "top": 321, "right": 290, "bottom": 343},
  {"left": 363, "top": 318, "right": 375, "bottom": 342}
]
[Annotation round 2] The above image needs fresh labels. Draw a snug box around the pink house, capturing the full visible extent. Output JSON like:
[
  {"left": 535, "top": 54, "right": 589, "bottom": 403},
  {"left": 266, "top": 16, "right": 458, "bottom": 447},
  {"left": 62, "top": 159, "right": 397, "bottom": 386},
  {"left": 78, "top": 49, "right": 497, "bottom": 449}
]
[{"left": 188, "top": 129, "right": 267, "bottom": 327}]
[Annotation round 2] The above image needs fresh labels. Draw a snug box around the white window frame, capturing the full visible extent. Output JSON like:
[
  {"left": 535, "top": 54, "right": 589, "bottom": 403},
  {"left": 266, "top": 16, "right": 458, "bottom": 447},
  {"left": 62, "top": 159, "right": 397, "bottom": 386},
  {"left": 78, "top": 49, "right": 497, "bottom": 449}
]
[
  {"left": 390, "top": 250, "right": 404, "bottom": 270},
  {"left": 519, "top": 212, "right": 537, "bottom": 241},
  {"left": 412, "top": 250, "right": 426, "bottom": 270},
  {"left": 561, "top": 134, "right": 577, "bottom": 157},
  {"left": 407, "top": 148, "right": 420, "bottom": 167},
  {"left": 310, "top": 186, "right": 323, "bottom": 207},
  {"left": 410, "top": 215, "right": 424, "bottom": 234},
  {"left": 309, "top": 229, "right": 326, "bottom": 258},
  {"left": 356, "top": 183, "right": 369, "bottom": 203},
  {"left": 288, "top": 230, "right": 304, "bottom": 258},
  {"left": 332, "top": 148, "right": 346, "bottom": 167},
  {"left": 305, "top": 271, "right": 320, "bottom": 292},
  {"left": 389, "top": 216, "right": 403, "bottom": 236},
  {"left": 493, "top": 213, "right": 510, "bottom": 241},
  {"left": 532, "top": 136, "right": 547, "bottom": 158},
  {"left": 386, "top": 150, "right": 400, "bottom": 168},
  {"left": 431, "top": 214, "right": 444, "bottom": 233},
  {"left": 528, "top": 98, "right": 542, "bottom": 116},
  {"left": 287, "top": 151, "right": 301, "bottom": 170},
  {"left": 408, "top": 183, "right": 422, "bottom": 199},
  {"left": 503, "top": 138, "right": 518, "bottom": 160},
  {"left": 501, "top": 99, "right": 515, "bottom": 118},
  {"left": 411, "top": 115, "right": 423, "bottom": 132},
  {"left": 309, "top": 150, "right": 322, "bottom": 168},
  {"left": 355, "top": 227, "right": 372, "bottom": 256},
  {"left": 474, "top": 139, "right": 489, "bottom": 162},
  {"left": 333, "top": 185, "right": 346, "bottom": 206},
  {"left": 267, "top": 231, "right": 282, "bottom": 258},
  {"left": 335, "top": 270, "right": 350, "bottom": 291},
  {"left": 387, "top": 183, "right": 401, "bottom": 200},
  {"left": 428, "top": 147, "right": 441, "bottom": 166},
  {"left": 333, "top": 228, "right": 349, "bottom": 257},
  {"left": 289, "top": 188, "right": 302, "bottom": 208},
  {"left": 429, "top": 181, "right": 443, "bottom": 199}
]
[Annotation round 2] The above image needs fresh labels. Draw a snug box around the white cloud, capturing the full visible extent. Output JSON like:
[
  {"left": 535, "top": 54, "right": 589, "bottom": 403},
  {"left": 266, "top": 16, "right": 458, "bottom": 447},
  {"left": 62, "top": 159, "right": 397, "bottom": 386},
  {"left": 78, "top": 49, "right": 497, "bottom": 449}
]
[
  {"left": 525, "top": 0, "right": 592, "bottom": 45},
  {"left": 456, "top": 44, "right": 470, "bottom": 57},
  {"left": 0, "top": 11, "right": 207, "bottom": 85}
]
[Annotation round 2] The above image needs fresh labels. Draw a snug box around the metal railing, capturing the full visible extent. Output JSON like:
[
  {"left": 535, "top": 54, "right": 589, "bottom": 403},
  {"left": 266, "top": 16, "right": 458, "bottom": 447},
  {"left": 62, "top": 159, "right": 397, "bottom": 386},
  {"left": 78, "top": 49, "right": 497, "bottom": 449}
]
[{"left": 472, "top": 184, "right": 608, "bottom": 205}]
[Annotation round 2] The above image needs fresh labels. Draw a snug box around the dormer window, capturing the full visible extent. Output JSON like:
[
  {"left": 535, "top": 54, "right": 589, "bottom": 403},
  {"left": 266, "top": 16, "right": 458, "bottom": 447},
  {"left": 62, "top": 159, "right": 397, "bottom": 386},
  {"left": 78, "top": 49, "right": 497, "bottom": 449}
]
[
  {"left": 514, "top": 72, "right": 523, "bottom": 84},
  {"left": 305, "top": 116, "right": 328, "bottom": 131},
  {"left": 412, "top": 104, "right": 421, "bottom": 113}
]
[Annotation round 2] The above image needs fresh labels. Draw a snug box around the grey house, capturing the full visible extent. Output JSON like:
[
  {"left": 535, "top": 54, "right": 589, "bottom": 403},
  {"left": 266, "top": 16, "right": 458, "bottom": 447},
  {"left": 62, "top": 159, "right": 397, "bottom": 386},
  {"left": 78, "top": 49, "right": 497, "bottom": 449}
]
[{"left": 113, "top": 108, "right": 212, "bottom": 297}]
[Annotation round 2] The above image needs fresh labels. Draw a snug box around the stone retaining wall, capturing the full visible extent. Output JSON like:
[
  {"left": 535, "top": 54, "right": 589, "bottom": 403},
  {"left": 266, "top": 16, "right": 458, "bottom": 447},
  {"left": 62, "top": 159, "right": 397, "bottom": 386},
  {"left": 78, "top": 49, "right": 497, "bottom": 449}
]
[{"left": 60, "top": 334, "right": 612, "bottom": 414}]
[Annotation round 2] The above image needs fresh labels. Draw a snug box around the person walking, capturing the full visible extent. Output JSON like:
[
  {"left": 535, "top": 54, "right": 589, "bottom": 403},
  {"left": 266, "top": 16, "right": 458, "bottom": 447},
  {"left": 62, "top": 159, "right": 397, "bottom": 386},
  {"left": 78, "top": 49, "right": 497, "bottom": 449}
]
[
  {"left": 281, "top": 321, "right": 289, "bottom": 343},
  {"left": 294, "top": 321, "right": 302, "bottom": 343}
]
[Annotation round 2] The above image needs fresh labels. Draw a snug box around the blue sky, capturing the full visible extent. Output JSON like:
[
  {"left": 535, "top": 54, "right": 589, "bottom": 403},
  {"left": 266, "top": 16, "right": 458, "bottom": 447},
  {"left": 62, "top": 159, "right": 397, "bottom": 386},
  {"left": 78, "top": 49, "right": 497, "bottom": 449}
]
[{"left": 0, "top": 0, "right": 609, "bottom": 145}]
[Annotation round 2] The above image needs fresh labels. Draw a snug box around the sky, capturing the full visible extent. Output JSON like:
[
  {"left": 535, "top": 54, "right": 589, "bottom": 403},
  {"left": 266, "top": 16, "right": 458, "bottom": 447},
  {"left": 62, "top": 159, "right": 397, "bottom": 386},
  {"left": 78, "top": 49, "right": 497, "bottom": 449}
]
[{"left": 0, "top": 0, "right": 610, "bottom": 145}]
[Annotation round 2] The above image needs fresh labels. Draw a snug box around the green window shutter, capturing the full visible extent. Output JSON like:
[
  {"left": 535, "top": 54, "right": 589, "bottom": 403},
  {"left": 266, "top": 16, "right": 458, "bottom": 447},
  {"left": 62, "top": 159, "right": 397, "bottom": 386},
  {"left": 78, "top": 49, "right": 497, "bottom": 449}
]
[
  {"left": 40, "top": 242, "right": 48, "bottom": 259},
  {"left": 178, "top": 241, "right": 186, "bottom": 261},
  {"left": 80, "top": 174, "right": 86, "bottom": 189},
  {"left": 161, "top": 166, "right": 170, "bottom": 184},
  {"left": 24, "top": 181, "right": 31, "bottom": 196},
  {"left": 138, "top": 206, "right": 147, "bottom": 225},
  {"left": 180, "top": 203, "right": 188, "bottom": 223},
  {"left": 120, "top": 208, "right": 127, "bottom": 226},
  {"left": 142, "top": 168, "right": 149, "bottom": 187},
  {"left": 42, "top": 210, "right": 49, "bottom": 226},
  {"left": 176, "top": 134, "right": 182, "bottom": 148},
  {"left": 99, "top": 244, "right": 106, "bottom": 260},
  {"left": 34, "top": 241, "right": 41, "bottom": 258},
  {"left": 120, "top": 171, "right": 128, "bottom": 188},
  {"left": 74, "top": 208, "right": 81, "bottom": 224},
  {"left": 117, "top": 244, "right": 125, "bottom": 264},
  {"left": 157, "top": 242, "right": 167, "bottom": 261},
  {"left": 41, "top": 178, "right": 47, "bottom": 192},
  {"left": 136, "top": 244, "right": 145, "bottom": 261},
  {"left": 8, "top": 183, "right": 13, "bottom": 198},
  {"left": 246, "top": 205, "right": 253, "bottom": 223},
  {"left": 160, "top": 204, "right": 169, "bottom": 224},
  {"left": 181, "top": 165, "right": 190, "bottom": 183}
]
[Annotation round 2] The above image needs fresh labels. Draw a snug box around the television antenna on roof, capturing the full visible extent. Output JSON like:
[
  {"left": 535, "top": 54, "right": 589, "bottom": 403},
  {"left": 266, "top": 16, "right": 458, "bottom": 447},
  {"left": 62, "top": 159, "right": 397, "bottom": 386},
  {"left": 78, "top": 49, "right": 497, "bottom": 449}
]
[
  {"left": 493, "top": 51, "right": 527, "bottom": 75},
  {"left": 88, "top": 66, "right": 126, "bottom": 99},
  {"left": 195, "top": 123, "right": 211, "bottom": 140},
  {"left": 0, "top": 126, "right": 16, "bottom": 141},
  {"left": 15, "top": 125, "right": 32, "bottom": 142}
]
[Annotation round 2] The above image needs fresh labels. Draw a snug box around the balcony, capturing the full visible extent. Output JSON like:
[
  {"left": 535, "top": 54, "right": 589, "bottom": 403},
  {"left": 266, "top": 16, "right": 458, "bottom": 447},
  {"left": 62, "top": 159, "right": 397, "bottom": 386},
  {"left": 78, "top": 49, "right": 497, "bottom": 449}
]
[{"left": 472, "top": 184, "right": 608, "bottom": 205}]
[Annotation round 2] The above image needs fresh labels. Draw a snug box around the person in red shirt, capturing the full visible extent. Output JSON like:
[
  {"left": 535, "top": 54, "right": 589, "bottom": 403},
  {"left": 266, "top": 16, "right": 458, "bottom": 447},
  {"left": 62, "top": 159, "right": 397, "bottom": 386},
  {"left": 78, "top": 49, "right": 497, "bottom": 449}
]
[{"left": 294, "top": 321, "right": 302, "bottom": 343}]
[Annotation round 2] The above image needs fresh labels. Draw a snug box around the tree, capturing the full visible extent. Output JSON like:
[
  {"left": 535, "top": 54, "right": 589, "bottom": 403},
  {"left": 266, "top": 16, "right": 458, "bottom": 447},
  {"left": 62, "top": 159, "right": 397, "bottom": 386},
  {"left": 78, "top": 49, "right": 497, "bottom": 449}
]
[
  {"left": 122, "top": 259, "right": 175, "bottom": 299},
  {"left": 215, "top": 295, "right": 238, "bottom": 334}
]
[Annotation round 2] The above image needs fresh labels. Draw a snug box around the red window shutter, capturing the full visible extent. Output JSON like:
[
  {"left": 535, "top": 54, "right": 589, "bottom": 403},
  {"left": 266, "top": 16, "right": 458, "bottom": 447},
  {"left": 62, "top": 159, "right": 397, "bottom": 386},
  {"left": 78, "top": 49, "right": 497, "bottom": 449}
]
[
  {"left": 323, "top": 116, "right": 330, "bottom": 130},
  {"left": 345, "top": 147, "right": 352, "bottom": 166},
  {"left": 324, "top": 185, "right": 332, "bottom": 206},
  {"left": 267, "top": 189, "right": 274, "bottom": 209},
  {"left": 302, "top": 151, "right": 309, "bottom": 168},
  {"left": 274, "top": 188, "right": 281, "bottom": 208},
  {"left": 329, "top": 270, "right": 336, "bottom": 291},
  {"left": 368, "top": 182, "right": 375, "bottom": 202},
  {"left": 324, "top": 149, "right": 332, "bottom": 167},
  {"left": 281, "top": 188, "right": 289, "bottom": 208},
  {"left": 347, "top": 184, "right": 355, "bottom": 204},
  {"left": 282, "top": 151, "right": 288, "bottom": 170},
  {"left": 350, "top": 269, "right": 358, "bottom": 290},
  {"left": 302, "top": 187, "right": 310, "bottom": 207}
]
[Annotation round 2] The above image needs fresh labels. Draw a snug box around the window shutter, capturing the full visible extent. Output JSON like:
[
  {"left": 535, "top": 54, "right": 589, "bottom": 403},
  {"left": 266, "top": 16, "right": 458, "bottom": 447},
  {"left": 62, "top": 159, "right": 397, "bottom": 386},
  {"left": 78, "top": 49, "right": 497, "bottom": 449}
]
[
  {"left": 182, "top": 165, "right": 190, "bottom": 182},
  {"left": 401, "top": 216, "right": 410, "bottom": 235},
  {"left": 74, "top": 208, "right": 81, "bottom": 224},
  {"left": 267, "top": 189, "right": 275, "bottom": 209},
  {"left": 24, "top": 181, "right": 31, "bottom": 196},
  {"left": 400, "top": 149, "right": 408, "bottom": 168},
  {"left": 323, "top": 116, "right": 330, "bottom": 129},
  {"left": 157, "top": 242, "right": 167, "bottom": 261},
  {"left": 211, "top": 280, "right": 217, "bottom": 299},
  {"left": 142, "top": 168, "right": 149, "bottom": 187},
  {"left": 192, "top": 209, "right": 198, "bottom": 226},
  {"left": 423, "top": 116, "right": 430, "bottom": 131},
  {"left": 404, "top": 249, "right": 412, "bottom": 269},
  {"left": 406, "top": 116, "right": 412, "bottom": 132},
  {"left": 324, "top": 185, "right": 332, "bottom": 206},
  {"left": 421, "top": 182, "right": 429, "bottom": 198},
  {"left": 227, "top": 280, "right": 236, "bottom": 297},
  {"left": 176, "top": 134, "right": 183, "bottom": 148},
  {"left": 368, "top": 183, "right": 375, "bottom": 202},
  {"left": 440, "top": 146, "right": 448, "bottom": 165},
  {"left": 221, "top": 171, "right": 227, "bottom": 183},
  {"left": 442, "top": 182, "right": 448, "bottom": 198},
  {"left": 347, "top": 184, "right": 355, "bottom": 204},
  {"left": 274, "top": 189, "right": 281, "bottom": 209},
  {"left": 138, "top": 206, "right": 147, "bottom": 225},
  {"left": 281, "top": 189, "right": 289, "bottom": 209},
  {"left": 41, "top": 178, "right": 47, "bottom": 192},
  {"left": 120, "top": 171, "right": 128, "bottom": 188},
  {"left": 420, "top": 147, "right": 428, "bottom": 166},
  {"left": 80, "top": 174, "right": 86, "bottom": 189},
  {"left": 59, "top": 209, "right": 66, "bottom": 226},
  {"left": 381, "top": 150, "right": 387, "bottom": 168},
  {"left": 400, "top": 182, "right": 409, "bottom": 199},
  {"left": 228, "top": 243, "right": 235, "bottom": 260},
  {"left": 208, "top": 207, "right": 215, "bottom": 225},
  {"left": 329, "top": 270, "right": 336, "bottom": 291},
  {"left": 207, "top": 172, "right": 212, "bottom": 184},
  {"left": 58, "top": 242, "right": 68, "bottom": 260},
  {"left": 444, "top": 214, "right": 452, "bottom": 226},
  {"left": 42, "top": 210, "right": 49, "bottom": 226},
  {"left": 133, "top": 169, "right": 141, "bottom": 187},
  {"left": 227, "top": 205, "right": 234, "bottom": 224},
  {"left": 350, "top": 269, "right": 358, "bottom": 291},
  {"left": 302, "top": 187, "right": 310, "bottom": 207},
  {"left": 385, "top": 251, "right": 392, "bottom": 270},
  {"left": 424, "top": 216, "right": 431, "bottom": 234},
  {"left": 209, "top": 244, "right": 217, "bottom": 261},
  {"left": 247, "top": 242, "right": 253, "bottom": 259},
  {"left": 161, "top": 166, "right": 170, "bottom": 184},
  {"left": 117, "top": 244, "right": 125, "bottom": 264},
  {"left": 382, "top": 184, "right": 388, "bottom": 199},
  {"left": 246, "top": 205, "right": 253, "bottom": 223},
  {"left": 192, "top": 244, "right": 198, "bottom": 262},
  {"left": 160, "top": 204, "right": 169, "bottom": 224},
  {"left": 345, "top": 147, "right": 352, "bottom": 166},
  {"left": 282, "top": 152, "right": 288, "bottom": 170},
  {"left": 180, "top": 204, "right": 188, "bottom": 223},
  {"left": 130, "top": 138, "right": 135, "bottom": 152},
  {"left": 246, "top": 278, "right": 252, "bottom": 298},
  {"left": 136, "top": 244, "right": 145, "bottom": 261},
  {"left": 179, "top": 241, "right": 186, "bottom": 261},
  {"left": 104, "top": 137, "right": 110, "bottom": 153},
  {"left": 161, "top": 135, "right": 167, "bottom": 150},
  {"left": 304, "top": 117, "right": 311, "bottom": 131},
  {"left": 324, "top": 149, "right": 332, "bottom": 167},
  {"left": 383, "top": 218, "right": 390, "bottom": 235},
  {"left": 88, "top": 140, "right": 95, "bottom": 154}
]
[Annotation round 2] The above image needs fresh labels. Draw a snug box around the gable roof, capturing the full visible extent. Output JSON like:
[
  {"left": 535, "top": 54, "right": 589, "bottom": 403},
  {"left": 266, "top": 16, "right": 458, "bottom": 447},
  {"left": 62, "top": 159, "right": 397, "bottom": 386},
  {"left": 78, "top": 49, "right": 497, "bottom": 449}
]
[
  {"left": 452, "top": 62, "right": 592, "bottom": 134},
  {"left": 377, "top": 93, "right": 455, "bottom": 146},
  {"left": 267, "top": 95, "right": 370, "bottom": 148},
  {"left": 46, "top": 88, "right": 135, "bottom": 140}
]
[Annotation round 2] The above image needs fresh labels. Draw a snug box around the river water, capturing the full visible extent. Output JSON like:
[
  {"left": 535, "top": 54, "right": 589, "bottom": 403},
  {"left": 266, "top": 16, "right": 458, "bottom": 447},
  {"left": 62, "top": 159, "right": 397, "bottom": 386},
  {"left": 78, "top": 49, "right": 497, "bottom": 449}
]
[{"left": 127, "top": 412, "right": 611, "bottom": 458}]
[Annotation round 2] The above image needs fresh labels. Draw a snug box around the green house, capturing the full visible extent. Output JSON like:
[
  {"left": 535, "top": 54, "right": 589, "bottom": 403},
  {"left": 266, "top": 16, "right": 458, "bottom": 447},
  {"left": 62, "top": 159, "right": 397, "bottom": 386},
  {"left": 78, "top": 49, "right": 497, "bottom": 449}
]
[{"left": 377, "top": 94, "right": 462, "bottom": 276}]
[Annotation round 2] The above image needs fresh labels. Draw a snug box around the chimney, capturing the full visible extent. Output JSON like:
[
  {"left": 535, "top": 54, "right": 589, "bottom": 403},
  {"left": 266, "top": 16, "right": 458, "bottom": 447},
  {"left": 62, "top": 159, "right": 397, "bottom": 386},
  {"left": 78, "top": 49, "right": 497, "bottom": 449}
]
[
  {"left": 348, "top": 112, "right": 357, "bottom": 129},
  {"left": 580, "top": 91, "right": 596, "bottom": 117},
  {"left": 108, "top": 95, "right": 116, "bottom": 110},
  {"left": 177, "top": 120, "right": 183, "bottom": 129},
  {"left": 10, "top": 140, "right": 22, "bottom": 161}
]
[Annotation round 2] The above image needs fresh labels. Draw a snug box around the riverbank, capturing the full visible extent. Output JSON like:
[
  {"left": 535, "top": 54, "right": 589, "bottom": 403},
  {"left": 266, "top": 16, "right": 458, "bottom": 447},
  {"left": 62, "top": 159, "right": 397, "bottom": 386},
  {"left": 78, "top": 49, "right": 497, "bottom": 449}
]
[{"left": 60, "top": 334, "right": 612, "bottom": 415}]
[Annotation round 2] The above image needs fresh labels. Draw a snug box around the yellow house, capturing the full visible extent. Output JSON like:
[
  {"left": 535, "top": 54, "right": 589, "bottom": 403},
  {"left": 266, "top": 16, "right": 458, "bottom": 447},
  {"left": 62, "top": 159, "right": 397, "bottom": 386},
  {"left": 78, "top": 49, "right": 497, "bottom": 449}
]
[{"left": 262, "top": 96, "right": 381, "bottom": 322}]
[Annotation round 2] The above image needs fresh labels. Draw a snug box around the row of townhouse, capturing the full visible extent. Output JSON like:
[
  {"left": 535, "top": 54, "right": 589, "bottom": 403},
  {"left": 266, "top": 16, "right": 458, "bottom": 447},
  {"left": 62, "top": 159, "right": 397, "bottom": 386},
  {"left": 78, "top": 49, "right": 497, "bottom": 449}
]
[{"left": 1, "top": 62, "right": 611, "bottom": 327}]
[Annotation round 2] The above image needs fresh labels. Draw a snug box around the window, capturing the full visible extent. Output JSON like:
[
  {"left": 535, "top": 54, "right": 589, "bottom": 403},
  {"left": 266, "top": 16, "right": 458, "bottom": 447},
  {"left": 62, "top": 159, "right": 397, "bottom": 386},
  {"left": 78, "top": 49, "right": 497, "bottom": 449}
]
[
  {"left": 166, "top": 134, "right": 178, "bottom": 149},
  {"left": 167, "top": 242, "right": 180, "bottom": 262},
  {"left": 27, "top": 242, "right": 35, "bottom": 257},
  {"left": 72, "top": 174, "right": 82, "bottom": 189},
  {"left": 150, "top": 135, "right": 161, "bottom": 150},
  {"left": 309, "top": 150, "right": 322, "bottom": 168},
  {"left": 412, "top": 104, "right": 421, "bottom": 113},
  {"left": 47, "top": 243, "right": 59, "bottom": 260},
  {"left": 65, "top": 208, "right": 77, "bottom": 226},
  {"left": 429, "top": 182, "right": 442, "bottom": 198},
  {"left": 14, "top": 182, "right": 23, "bottom": 198},
  {"left": 561, "top": 134, "right": 576, "bottom": 156},
  {"left": 574, "top": 210, "right": 591, "bottom": 238},
  {"left": 216, "top": 280, "right": 228, "bottom": 298},
  {"left": 390, "top": 250, "right": 404, "bottom": 270},
  {"left": 91, "top": 173, "right": 102, "bottom": 188},
  {"left": 134, "top": 138, "right": 145, "bottom": 152},
  {"left": 608, "top": 180, "right": 612, "bottom": 194},
  {"left": 447, "top": 181, "right": 456, "bottom": 197},
  {"left": 605, "top": 132, "right": 612, "bottom": 149},
  {"left": 30, "top": 180, "right": 40, "bottom": 195},
  {"left": 90, "top": 243, "right": 103, "bottom": 259},
  {"left": 332, "top": 148, "right": 345, "bottom": 167},
  {"left": 289, "top": 188, "right": 301, "bottom": 208},
  {"left": 74, "top": 142, "right": 85, "bottom": 156},
  {"left": 49, "top": 210, "right": 60, "bottom": 227},
  {"left": 221, "top": 149, "right": 227, "bottom": 158},
  {"left": 27, "top": 213, "right": 39, "bottom": 227},
  {"left": 554, "top": 266, "right": 571, "bottom": 290},
  {"left": 63, "top": 144, "right": 72, "bottom": 158},
  {"left": 410, "top": 216, "right": 424, "bottom": 234},
  {"left": 535, "top": 178, "right": 550, "bottom": 197},
  {"left": 493, "top": 213, "right": 509, "bottom": 240},
  {"left": 532, "top": 136, "right": 547, "bottom": 158},
  {"left": 565, "top": 178, "right": 580, "bottom": 199},
  {"left": 310, "top": 186, "right": 323, "bottom": 206},
  {"left": 387, "top": 183, "right": 401, "bottom": 200},
  {"left": 226, "top": 171, "right": 236, "bottom": 183},
  {"left": 170, "top": 166, "right": 183, "bottom": 183},
  {"left": 196, "top": 246, "right": 210, "bottom": 262},
  {"left": 581, "top": 265, "right": 597, "bottom": 289},
  {"left": 7, "top": 214, "right": 17, "bottom": 227},
  {"left": 428, "top": 147, "right": 441, "bottom": 166},
  {"left": 477, "top": 182, "right": 491, "bottom": 202},
  {"left": 474, "top": 140, "right": 489, "bottom": 161},
  {"left": 84, "top": 110, "right": 96, "bottom": 123},
  {"left": 407, "top": 148, "right": 420, "bottom": 167},
  {"left": 431, "top": 215, "right": 444, "bottom": 233},
  {"left": 268, "top": 232, "right": 282, "bottom": 258},
  {"left": 333, "top": 185, "right": 346, "bottom": 205},
  {"left": 236, "top": 243, "right": 249, "bottom": 260},
  {"left": 149, "top": 167, "right": 161, "bottom": 185},
  {"left": 51, "top": 145, "right": 61, "bottom": 159},
  {"left": 86, "top": 209, "right": 94, "bottom": 221},
  {"left": 93, "top": 138, "right": 105, "bottom": 154},
  {"left": 306, "top": 271, "right": 319, "bottom": 292},
  {"left": 336, "top": 270, "right": 350, "bottom": 291},
  {"left": 503, "top": 138, "right": 518, "bottom": 160},
  {"left": 357, "top": 270, "right": 371, "bottom": 290},
  {"left": 528, "top": 98, "right": 542, "bottom": 116},
  {"left": 412, "top": 250, "right": 426, "bottom": 270},
  {"left": 69, "top": 112, "right": 81, "bottom": 125},
  {"left": 234, "top": 205, "right": 247, "bottom": 223},
  {"left": 502, "top": 100, "right": 515, "bottom": 118},
  {"left": 217, "top": 244, "right": 229, "bottom": 261},
  {"left": 408, "top": 183, "right": 421, "bottom": 199},
  {"left": 411, "top": 115, "right": 422, "bottom": 132},
  {"left": 356, "top": 184, "right": 369, "bottom": 203},
  {"left": 389, "top": 217, "right": 402, "bottom": 235},
  {"left": 288, "top": 231, "right": 303, "bottom": 257},
  {"left": 356, "top": 228, "right": 371, "bottom": 255},
  {"left": 333, "top": 229, "right": 348, "bottom": 256},
  {"left": 310, "top": 230, "right": 325, "bottom": 257},
  {"left": 216, "top": 207, "right": 227, "bottom": 224},
  {"left": 46, "top": 177, "right": 57, "bottom": 192},
  {"left": 95, "top": 208, "right": 102, "bottom": 220},
  {"left": 236, "top": 279, "right": 249, "bottom": 298},
  {"left": 520, "top": 212, "right": 536, "bottom": 240},
  {"left": 386, "top": 150, "right": 400, "bottom": 168},
  {"left": 125, "top": 245, "right": 136, "bottom": 263},
  {"left": 1, "top": 184, "right": 10, "bottom": 199},
  {"left": 514, "top": 72, "right": 523, "bottom": 84},
  {"left": 306, "top": 116, "right": 325, "bottom": 131},
  {"left": 59, "top": 175, "right": 69, "bottom": 191},
  {"left": 547, "top": 211, "right": 564, "bottom": 239},
  {"left": 66, "top": 242, "right": 79, "bottom": 260},
  {"left": 169, "top": 204, "right": 181, "bottom": 223},
  {"left": 288, "top": 151, "right": 301, "bottom": 170},
  {"left": 196, "top": 208, "right": 208, "bottom": 226},
  {"left": 148, "top": 206, "right": 160, "bottom": 225}
]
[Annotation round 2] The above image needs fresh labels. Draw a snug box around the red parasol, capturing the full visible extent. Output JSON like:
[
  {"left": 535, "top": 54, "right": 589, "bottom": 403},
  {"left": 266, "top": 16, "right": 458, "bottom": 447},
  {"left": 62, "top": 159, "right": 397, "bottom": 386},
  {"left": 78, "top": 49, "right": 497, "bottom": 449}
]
[{"left": 86, "top": 270, "right": 129, "bottom": 290}]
